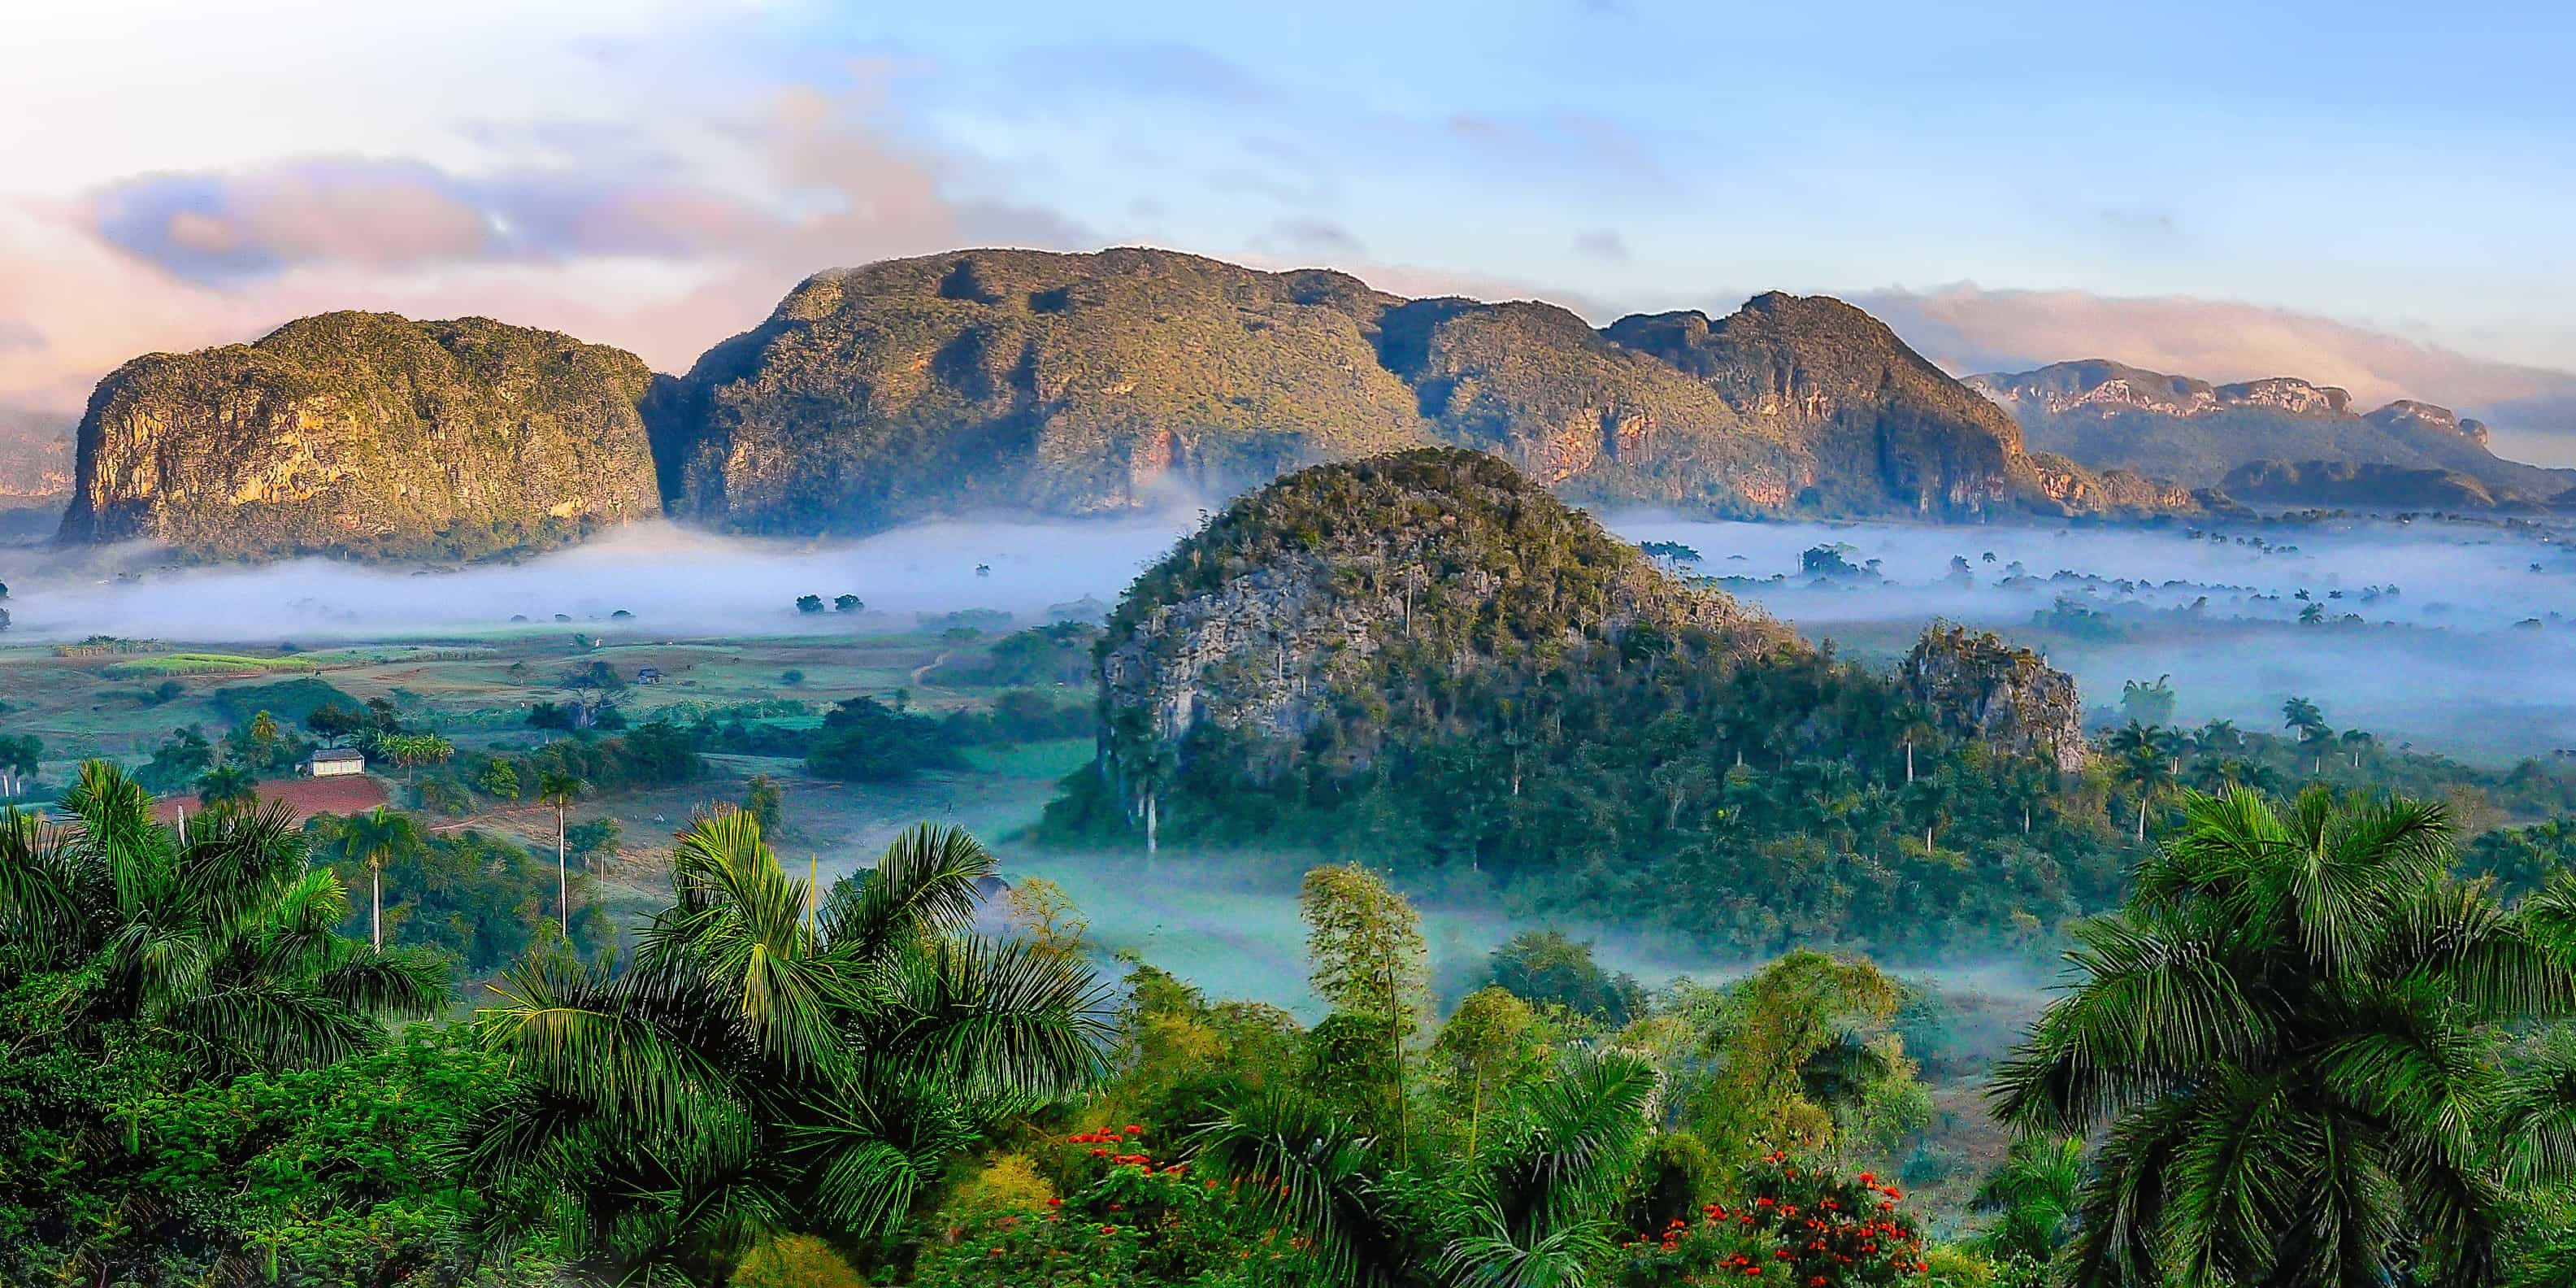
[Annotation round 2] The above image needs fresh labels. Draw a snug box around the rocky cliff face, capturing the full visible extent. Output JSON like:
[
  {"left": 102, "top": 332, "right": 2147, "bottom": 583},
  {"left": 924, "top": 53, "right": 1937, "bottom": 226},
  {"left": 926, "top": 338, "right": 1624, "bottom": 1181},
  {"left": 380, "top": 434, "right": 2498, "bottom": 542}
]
[
  {"left": 1605, "top": 294, "right": 2052, "bottom": 515},
  {"left": 1097, "top": 448, "right": 1789, "bottom": 769},
  {"left": 1901, "top": 624, "right": 2087, "bottom": 773},
  {"left": 651, "top": 247, "right": 2163, "bottom": 534},
  {"left": 1969, "top": 359, "right": 2561, "bottom": 503},
  {"left": 58, "top": 313, "right": 661, "bottom": 560}
]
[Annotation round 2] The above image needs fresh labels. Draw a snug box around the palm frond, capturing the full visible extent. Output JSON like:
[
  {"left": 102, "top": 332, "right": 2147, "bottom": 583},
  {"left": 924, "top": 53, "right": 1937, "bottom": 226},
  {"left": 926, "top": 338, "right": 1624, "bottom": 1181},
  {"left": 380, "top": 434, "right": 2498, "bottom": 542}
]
[
  {"left": 1190, "top": 1086, "right": 1405, "bottom": 1288},
  {"left": 1480, "top": 1048, "right": 1657, "bottom": 1233},
  {"left": 478, "top": 951, "right": 741, "bottom": 1133},
  {"left": 1436, "top": 1216, "right": 1609, "bottom": 1288},
  {"left": 1989, "top": 911, "right": 2268, "bottom": 1133},
  {"left": 819, "top": 823, "right": 993, "bottom": 959},
  {"left": 2497, "top": 1033, "right": 2576, "bottom": 1188},
  {"left": 866, "top": 936, "right": 1112, "bottom": 1100},
  {"left": 314, "top": 945, "right": 446, "bottom": 1019}
]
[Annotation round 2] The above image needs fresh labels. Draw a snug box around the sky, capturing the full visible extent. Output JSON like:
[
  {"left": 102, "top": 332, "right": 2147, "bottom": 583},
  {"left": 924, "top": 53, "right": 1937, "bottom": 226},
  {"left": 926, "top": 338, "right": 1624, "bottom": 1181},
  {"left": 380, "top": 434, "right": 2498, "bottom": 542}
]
[{"left": 3, "top": 0, "right": 2573, "bottom": 470}]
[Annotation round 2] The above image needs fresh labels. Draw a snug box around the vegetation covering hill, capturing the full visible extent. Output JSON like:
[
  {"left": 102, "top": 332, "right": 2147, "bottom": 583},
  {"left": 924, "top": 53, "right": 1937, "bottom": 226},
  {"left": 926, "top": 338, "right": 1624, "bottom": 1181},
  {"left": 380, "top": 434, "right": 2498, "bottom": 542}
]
[
  {"left": 55, "top": 312, "right": 662, "bottom": 560},
  {"left": 650, "top": 246, "right": 2177, "bottom": 533},
  {"left": 1967, "top": 358, "right": 2573, "bottom": 505},
  {"left": 1045, "top": 448, "right": 2136, "bottom": 958},
  {"left": 2221, "top": 458, "right": 2543, "bottom": 511}
]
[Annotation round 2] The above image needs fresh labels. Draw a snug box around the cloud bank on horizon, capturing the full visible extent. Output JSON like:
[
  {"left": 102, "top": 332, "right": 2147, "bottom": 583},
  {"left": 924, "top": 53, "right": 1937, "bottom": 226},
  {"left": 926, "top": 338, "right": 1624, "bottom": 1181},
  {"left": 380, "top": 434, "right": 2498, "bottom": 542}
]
[{"left": 2, "top": 0, "right": 2570, "bottom": 470}]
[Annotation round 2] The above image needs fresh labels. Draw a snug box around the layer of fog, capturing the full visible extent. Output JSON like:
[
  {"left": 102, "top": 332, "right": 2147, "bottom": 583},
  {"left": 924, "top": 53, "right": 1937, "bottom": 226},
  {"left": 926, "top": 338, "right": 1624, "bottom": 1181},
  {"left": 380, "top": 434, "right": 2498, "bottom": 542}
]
[
  {"left": 13, "top": 507, "right": 2576, "bottom": 759},
  {"left": 0, "top": 515, "right": 1200, "bottom": 644},
  {"left": 995, "top": 846, "right": 2053, "bottom": 1026},
  {"left": 1616, "top": 511, "right": 2576, "bottom": 761}
]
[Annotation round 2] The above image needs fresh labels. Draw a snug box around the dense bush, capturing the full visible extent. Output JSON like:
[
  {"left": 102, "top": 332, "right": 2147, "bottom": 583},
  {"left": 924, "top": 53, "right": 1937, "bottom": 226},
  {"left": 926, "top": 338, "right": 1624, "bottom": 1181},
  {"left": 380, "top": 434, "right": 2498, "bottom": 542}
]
[{"left": 806, "top": 698, "right": 967, "bottom": 781}]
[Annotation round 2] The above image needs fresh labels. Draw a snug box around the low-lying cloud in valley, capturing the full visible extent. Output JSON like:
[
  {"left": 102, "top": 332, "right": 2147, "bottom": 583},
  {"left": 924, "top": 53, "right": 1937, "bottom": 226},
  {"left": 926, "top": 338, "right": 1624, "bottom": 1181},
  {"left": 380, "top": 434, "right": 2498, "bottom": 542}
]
[{"left": 20, "top": 508, "right": 2576, "bottom": 764}]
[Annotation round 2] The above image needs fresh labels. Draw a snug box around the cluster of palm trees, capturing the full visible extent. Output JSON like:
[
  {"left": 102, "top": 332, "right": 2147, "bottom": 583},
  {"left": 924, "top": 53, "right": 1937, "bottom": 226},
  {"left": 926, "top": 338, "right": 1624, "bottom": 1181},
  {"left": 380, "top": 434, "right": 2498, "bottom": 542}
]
[
  {"left": 2104, "top": 700, "right": 2390, "bottom": 843},
  {"left": 0, "top": 761, "right": 445, "bottom": 1073},
  {"left": 1992, "top": 785, "right": 2576, "bottom": 1285},
  {"left": 463, "top": 816, "right": 1111, "bottom": 1285},
  {"left": 1192, "top": 1048, "right": 1662, "bottom": 1287}
]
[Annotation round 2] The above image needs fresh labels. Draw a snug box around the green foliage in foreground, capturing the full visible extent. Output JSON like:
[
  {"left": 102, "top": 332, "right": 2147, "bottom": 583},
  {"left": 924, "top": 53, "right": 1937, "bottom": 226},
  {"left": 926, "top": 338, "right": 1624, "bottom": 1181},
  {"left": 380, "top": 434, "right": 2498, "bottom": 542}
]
[
  {"left": 463, "top": 816, "right": 1112, "bottom": 1285},
  {"left": 0, "top": 763, "right": 515, "bottom": 1286},
  {"left": 7, "top": 759, "right": 2575, "bottom": 1287},
  {"left": 1993, "top": 786, "right": 2576, "bottom": 1286}
]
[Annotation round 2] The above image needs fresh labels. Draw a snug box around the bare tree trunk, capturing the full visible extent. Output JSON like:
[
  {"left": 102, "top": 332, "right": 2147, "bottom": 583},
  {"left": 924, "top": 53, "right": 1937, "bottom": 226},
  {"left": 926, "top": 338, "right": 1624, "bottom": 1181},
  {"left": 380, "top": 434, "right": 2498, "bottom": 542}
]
[
  {"left": 1143, "top": 794, "right": 1158, "bottom": 860},
  {"left": 557, "top": 805, "right": 569, "bottom": 934},
  {"left": 1905, "top": 739, "right": 1914, "bottom": 784},
  {"left": 2136, "top": 798, "right": 2148, "bottom": 842},
  {"left": 371, "top": 860, "right": 382, "bottom": 951}
]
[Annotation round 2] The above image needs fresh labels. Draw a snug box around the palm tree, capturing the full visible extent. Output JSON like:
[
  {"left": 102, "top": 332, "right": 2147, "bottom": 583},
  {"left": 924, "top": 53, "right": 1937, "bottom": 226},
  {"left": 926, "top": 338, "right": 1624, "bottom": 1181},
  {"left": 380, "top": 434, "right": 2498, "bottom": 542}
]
[
  {"left": 193, "top": 761, "right": 257, "bottom": 809},
  {"left": 465, "top": 817, "right": 1109, "bottom": 1285},
  {"left": 1991, "top": 787, "right": 2576, "bottom": 1286},
  {"left": 1899, "top": 717, "right": 1939, "bottom": 785},
  {"left": 2105, "top": 722, "right": 2175, "bottom": 842},
  {"left": 536, "top": 769, "right": 582, "bottom": 933},
  {"left": 341, "top": 805, "right": 421, "bottom": 951},
  {"left": 1971, "top": 1134, "right": 2083, "bottom": 1265},
  {"left": 0, "top": 761, "right": 441, "bottom": 1073},
  {"left": 2281, "top": 696, "right": 2333, "bottom": 774},
  {"left": 1192, "top": 1046, "right": 1658, "bottom": 1288}
]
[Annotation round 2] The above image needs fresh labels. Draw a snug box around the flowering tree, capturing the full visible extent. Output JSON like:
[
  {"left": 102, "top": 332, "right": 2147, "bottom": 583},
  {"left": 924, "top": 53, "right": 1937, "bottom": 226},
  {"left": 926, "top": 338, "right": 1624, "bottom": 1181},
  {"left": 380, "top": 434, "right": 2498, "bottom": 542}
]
[{"left": 1615, "top": 1152, "right": 1930, "bottom": 1286}]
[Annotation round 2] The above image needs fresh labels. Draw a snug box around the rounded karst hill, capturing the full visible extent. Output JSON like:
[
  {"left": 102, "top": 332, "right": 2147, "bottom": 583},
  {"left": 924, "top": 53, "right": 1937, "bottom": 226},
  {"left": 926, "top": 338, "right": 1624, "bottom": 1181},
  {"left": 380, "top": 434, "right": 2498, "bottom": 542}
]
[
  {"left": 59, "top": 312, "right": 661, "bottom": 561},
  {"left": 1093, "top": 446, "right": 1796, "bottom": 775},
  {"left": 650, "top": 247, "right": 1436, "bottom": 534},
  {"left": 1052, "top": 447, "right": 2106, "bottom": 959}
]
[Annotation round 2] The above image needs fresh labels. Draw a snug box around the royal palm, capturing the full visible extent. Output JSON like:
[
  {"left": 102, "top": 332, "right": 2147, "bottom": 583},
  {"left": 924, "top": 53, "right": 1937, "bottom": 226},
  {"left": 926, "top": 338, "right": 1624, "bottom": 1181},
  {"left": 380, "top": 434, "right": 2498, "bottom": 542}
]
[{"left": 1992, "top": 786, "right": 2576, "bottom": 1286}]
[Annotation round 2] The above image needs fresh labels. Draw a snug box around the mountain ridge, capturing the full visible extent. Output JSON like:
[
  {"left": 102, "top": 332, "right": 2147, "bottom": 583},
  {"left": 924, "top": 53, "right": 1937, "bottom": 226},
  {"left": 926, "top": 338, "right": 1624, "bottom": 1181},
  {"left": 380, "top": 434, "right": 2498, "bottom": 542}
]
[
  {"left": 51, "top": 248, "right": 2225, "bottom": 561},
  {"left": 648, "top": 246, "right": 2187, "bottom": 536},
  {"left": 1966, "top": 358, "right": 2568, "bottom": 507}
]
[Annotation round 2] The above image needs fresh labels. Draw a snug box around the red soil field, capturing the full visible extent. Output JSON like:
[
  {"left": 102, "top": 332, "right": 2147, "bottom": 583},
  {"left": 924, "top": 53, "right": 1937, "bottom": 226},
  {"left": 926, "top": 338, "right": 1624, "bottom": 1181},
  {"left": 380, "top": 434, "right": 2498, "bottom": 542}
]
[{"left": 153, "top": 772, "right": 392, "bottom": 825}]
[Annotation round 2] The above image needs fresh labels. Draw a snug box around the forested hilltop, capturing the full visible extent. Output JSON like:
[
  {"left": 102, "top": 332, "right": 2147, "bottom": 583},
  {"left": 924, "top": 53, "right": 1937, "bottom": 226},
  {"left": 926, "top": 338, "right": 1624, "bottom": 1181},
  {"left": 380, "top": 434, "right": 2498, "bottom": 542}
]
[{"left": 1044, "top": 448, "right": 2128, "bottom": 958}]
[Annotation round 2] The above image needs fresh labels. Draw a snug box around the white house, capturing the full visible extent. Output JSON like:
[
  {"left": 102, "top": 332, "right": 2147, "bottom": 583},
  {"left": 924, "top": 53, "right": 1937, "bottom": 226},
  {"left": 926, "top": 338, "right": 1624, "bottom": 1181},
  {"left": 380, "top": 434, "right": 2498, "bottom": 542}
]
[{"left": 304, "top": 748, "right": 367, "bottom": 777}]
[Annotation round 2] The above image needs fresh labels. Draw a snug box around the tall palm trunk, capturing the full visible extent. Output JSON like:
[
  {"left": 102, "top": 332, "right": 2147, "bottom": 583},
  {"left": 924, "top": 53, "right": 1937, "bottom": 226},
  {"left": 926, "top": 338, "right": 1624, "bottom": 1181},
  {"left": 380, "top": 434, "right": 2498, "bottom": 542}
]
[
  {"left": 371, "top": 859, "right": 382, "bottom": 950},
  {"left": 556, "top": 803, "right": 568, "bottom": 934}
]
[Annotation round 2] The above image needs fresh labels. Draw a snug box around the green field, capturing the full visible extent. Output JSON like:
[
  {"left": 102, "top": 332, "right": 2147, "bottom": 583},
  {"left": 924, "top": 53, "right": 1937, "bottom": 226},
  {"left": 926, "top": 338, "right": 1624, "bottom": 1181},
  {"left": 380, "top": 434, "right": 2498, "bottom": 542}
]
[{"left": 101, "top": 651, "right": 319, "bottom": 678}]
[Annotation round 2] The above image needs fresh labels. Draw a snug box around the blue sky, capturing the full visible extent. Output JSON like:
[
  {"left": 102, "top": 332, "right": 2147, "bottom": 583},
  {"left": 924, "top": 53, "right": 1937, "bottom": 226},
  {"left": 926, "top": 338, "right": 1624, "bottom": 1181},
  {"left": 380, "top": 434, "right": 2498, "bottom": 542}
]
[{"left": 2, "top": 0, "right": 2571, "bottom": 459}]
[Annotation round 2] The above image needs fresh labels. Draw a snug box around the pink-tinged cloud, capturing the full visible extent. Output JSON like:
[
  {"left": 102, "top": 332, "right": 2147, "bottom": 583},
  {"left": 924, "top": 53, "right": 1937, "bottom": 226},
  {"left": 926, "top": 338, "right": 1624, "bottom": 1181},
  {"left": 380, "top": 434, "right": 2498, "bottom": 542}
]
[{"left": 0, "top": 85, "right": 1096, "bottom": 475}]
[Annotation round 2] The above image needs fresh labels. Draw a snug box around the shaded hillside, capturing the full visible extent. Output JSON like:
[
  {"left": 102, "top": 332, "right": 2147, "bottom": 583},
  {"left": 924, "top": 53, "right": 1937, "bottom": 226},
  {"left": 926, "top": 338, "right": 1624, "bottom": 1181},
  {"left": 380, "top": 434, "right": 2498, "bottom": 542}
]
[
  {"left": 653, "top": 247, "right": 2170, "bottom": 533},
  {"left": 1604, "top": 294, "right": 2044, "bottom": 513},
  {"left": 1967, "top": 359, "right": 2571, "bottom": 503},
  {"left": 1045, "top": 449, "right": 2130, "bottom": 958},
  {"left": 58, "top": 313, "right": 661, "bottom": 560},
  {"left": 2221, "top": 459, "right": 2548, "bottom": 511}
]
